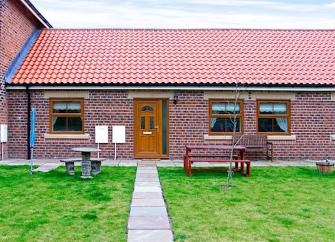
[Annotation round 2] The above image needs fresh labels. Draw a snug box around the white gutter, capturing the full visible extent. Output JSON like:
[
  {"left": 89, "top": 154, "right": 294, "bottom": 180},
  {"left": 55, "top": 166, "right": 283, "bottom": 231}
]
[
  {"left": 19, "top": 0, "right": 49, "bottom": 28},
  {"left": 5, "top": 85, "right": 335, "bottom": 92}
]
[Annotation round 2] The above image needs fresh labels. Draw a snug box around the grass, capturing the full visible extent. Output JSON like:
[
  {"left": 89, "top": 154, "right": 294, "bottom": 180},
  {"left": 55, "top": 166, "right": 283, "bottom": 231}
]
[
  {"left": 158, "top": 167, "right": 335, "bottom": 241},
  {"left": 0, "top": 166, "right": 136, "bottom": 242}
]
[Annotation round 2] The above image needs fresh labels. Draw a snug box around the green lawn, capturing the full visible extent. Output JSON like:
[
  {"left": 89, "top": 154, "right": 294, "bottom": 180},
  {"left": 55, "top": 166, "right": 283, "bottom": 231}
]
[
  {"left": 159, "top": 167, "right": 335, "bottom": 242},
  {"left": 0, "top": 166, "right": 136, "bottom": 242}
]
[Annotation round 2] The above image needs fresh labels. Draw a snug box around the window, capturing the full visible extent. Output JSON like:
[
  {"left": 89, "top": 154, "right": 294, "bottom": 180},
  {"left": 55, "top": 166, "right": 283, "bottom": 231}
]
[
  {"left": 50, "top": 99, "right": 84, "bottom": 133},
  {"left": 257, "top": 100, "right": 290, "bottom": 134},
  {"left": 209, "top": 100, "right": 243, "bottom": 134}
]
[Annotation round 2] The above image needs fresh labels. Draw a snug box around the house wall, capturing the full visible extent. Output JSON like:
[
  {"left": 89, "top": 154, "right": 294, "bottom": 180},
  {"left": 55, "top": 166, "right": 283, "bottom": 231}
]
[
  {"left": 0, "top": 0, "right": 43, "bottom": 158},
  {"left": 7, "top": 89, "right": 335, "bottom": 160}
]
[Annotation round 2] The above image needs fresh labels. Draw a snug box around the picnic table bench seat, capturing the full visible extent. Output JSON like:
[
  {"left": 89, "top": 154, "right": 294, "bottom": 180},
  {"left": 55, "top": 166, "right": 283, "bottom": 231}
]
[
  {"left": 184, "top": 145, "right": 251, "bottom": 176},
  {"left": 60, "top": 158, "right": 106, "bottom": 176}
]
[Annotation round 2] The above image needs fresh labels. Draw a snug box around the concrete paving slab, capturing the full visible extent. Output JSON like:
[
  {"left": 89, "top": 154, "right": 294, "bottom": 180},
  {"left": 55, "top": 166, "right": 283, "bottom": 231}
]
[
  {"left": 134, "top": 186, "right": 162, "bottom": 193},
  {"left": 128, "top": 230, "right": 173, "bottom": 242},
  {"left": 132, "top": 192, "right": 163, "bottom": 199},
  {"left": 131, "top": 199, "right": 165, "bottom": 207},
  {"left": 135, "top": 177, "right": 160, "bottom": 182},
  {"left": 136, "top": 173, "right": 159, "bottom": 178},
  {"left": 130, "top": 207, "right": 168, "bottom": 217},
  {"left": 135, "top": 182, "right": 161, "bottom": 187},
  {"left": 137, "top": 170, "right": 158, "bottom": 174},
  {"left": 128, "top": 217, "right": 171, "bottom": 230}
]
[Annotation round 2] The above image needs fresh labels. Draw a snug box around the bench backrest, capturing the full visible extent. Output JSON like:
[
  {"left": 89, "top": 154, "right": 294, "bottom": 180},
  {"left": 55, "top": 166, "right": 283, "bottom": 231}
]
[{"left": 233, "top": 135, "right": 267, "bottom": 148}]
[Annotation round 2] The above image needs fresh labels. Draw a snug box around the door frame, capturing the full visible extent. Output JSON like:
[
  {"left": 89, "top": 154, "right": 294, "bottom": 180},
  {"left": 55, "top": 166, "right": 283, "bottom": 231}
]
[{"left": 133, "top": 98, "right": 169, "bottom": 159}]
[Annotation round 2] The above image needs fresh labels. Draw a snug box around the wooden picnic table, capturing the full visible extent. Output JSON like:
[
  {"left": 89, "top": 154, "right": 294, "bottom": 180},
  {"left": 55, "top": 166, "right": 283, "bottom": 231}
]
[{"left": 184, "top": 145, "right": 251, "bottom": 176}]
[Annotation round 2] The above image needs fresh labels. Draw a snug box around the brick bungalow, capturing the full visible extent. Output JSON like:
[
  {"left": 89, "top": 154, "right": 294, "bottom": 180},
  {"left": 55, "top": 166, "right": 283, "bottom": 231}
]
[
  {"left": 4, "top": 28, "right": 335, "bottom": 161},
  {"left": 0, "top": 0, "right": 51, "bottom": 159}
]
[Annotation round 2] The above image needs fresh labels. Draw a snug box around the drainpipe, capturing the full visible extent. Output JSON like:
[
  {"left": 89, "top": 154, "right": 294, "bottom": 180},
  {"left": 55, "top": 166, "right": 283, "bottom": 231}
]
[{"left": 26, "top": 86, "right": 31, "bottom": 159}]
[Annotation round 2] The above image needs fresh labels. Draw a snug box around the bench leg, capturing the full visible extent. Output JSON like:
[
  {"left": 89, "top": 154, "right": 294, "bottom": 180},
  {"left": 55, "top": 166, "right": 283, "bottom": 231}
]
[
  {"left": 187, "top": 161, "right": 193, "bottom": 176},
  {"left": 65, "top": 162, "right": 75, "bottom": 175},
  {"left": 91, "top": 161, "right": 101, "bottom": 176},
  {"left": 183, "top": 155, "right": 188, "bottom": 173},
  {"left": 241, "top": 161, "right": 245, "bottom": 174},
  {"left": 246, "top": 163, "right": 251, "bottom": 177}
]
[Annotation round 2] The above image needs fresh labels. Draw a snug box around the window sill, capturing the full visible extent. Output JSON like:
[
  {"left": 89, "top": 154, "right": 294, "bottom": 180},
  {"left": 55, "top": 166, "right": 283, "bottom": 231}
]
[
  {"left": 267, "top": 135, "right": 296, "bottom": 141},
  {"left": 204, "top": 134, "right": 296, "bottom": 141},
  {"left": 44, "top": 133, "right": 90, "bottom": 139},
  {"left": 204, "top": 134, "right": 233, "bottom": 140}
]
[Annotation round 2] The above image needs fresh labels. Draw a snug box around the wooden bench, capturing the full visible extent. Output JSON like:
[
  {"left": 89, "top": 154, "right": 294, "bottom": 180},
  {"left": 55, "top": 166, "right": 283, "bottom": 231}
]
[
  {"left": 233, "top": 135, "right": 273, "bottom": 161},
  {"left": 60, "top": 158, "right": 106, "bottom": 176},
  {"left": 184, "top": 145, "right": 251, "bottom": 176}
]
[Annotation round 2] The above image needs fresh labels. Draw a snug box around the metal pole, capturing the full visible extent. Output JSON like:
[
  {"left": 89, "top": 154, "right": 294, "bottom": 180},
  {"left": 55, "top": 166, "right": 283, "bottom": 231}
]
[
  {"left": 114, "top": 143, "right": 117, "bottom": 160},
  {"left": 97, "top": 143, "right": 100, "bottom": 159},
  {"left": 30, "top": 148, "right": 34, "bottom": 175}
]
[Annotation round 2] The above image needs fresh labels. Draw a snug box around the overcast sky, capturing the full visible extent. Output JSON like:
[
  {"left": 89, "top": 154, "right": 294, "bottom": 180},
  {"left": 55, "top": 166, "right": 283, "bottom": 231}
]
[{"left": 30, "top": 0, "right": 335, "bottom": 29}]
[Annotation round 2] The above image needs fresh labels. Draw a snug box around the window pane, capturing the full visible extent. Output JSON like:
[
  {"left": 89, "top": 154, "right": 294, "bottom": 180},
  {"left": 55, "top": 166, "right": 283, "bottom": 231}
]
[
  {"left": 141, "top": 117, "right": 145, "bottom": 129},
  {"left": 52, "top": 117, "right": 83, "bottom": 132},
  {"left": 226, "top": 103, "right": 240, "bottom": 114},
  {"left": 141, "top": 106, "right": 153, "bottom": 112},
  {"left": 67, "top": 103, "right": 81, "bottom": 113},
  {"left": 212, "top": 103, "right": 225, "bottom": 114},
  {"left": 52, "top": 117, "right": 66, "bottom": 131},
  {"left": 68, "top": 117, "right": 82, "bottom": 131},
  {"left": 53, "top": 103, "right": 67, "bottom": 113},
  {"left": 274, "top": 103, "right": 287, "bottom": 114},
  {"left": 150, "top": 116, "right": 154, "bottom": 129},
  {"left": 258, "top": 118, "right": 273, "bottom": 132},
  {"left": 274, "top": 118, "right": 288, "bottom": 132},
  {"left": 211, "top": 118, "right": 240, "bottom": 133},
  {"left": 225, "top": 118, "right": 240, "bottom": 132},
  {"left": 259, "top": 103, "right": 273, "bottom": 114}
]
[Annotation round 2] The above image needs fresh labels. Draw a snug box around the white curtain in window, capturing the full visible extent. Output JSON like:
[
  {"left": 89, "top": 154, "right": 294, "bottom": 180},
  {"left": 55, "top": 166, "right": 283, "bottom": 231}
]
[
  {"left": 211, "top": 118, "right": 217, "bottom": 128},
  {"left": 67, "top": 103, "right": 81, "bottom": 112},
  {"left": 276, "top": 118, "right": 288, "bottom": 132},
  {"left": 53, "top": 103, "right": 66, "bottom": 112}
]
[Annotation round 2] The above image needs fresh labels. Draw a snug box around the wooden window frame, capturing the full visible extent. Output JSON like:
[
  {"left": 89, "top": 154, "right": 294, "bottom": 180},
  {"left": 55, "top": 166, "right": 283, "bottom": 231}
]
[
  {"left": 256, "top": 100, "right": 291, "bottom": 135},
  {"left": 49, "top": 98, "right": 85, "bottom": 134},
  {"left": 208, "top": 99, "right": 244, "bottom": 135}
]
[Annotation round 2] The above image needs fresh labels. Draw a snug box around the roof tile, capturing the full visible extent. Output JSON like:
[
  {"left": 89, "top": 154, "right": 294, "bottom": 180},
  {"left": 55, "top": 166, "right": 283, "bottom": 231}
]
[{"left": 10, "top": 28, "right": 335, "bottom": 86}]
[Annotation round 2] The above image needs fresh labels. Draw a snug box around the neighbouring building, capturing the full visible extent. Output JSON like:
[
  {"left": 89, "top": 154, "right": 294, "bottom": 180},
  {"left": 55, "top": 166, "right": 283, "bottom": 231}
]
[
  {"left": 4, "top": 28, "right": 335, "bottom": 161},
  {"left": 0, "top": 0, "right": 51, "bottom": 159}
]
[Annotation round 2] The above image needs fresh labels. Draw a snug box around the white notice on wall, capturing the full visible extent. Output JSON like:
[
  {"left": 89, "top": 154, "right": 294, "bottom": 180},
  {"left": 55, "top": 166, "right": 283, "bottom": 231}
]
[
  {"left": 0, "top": 124, "right": 8, "bottom": 143},
  {"left": 95, "top": 125, "right": 109, "bottom": 144},
  {"left": 112, "top": 126, "right": 126, "bottom": 143}
]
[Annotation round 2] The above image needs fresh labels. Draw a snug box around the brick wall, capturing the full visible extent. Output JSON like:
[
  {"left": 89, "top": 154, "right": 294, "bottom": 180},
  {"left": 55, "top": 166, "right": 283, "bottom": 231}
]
[
  {"left": 0, "top": 0, "right": 43, "bottom": 158},
  {"left": 7, "top": 90, "right": 335, "bottom": 160}
]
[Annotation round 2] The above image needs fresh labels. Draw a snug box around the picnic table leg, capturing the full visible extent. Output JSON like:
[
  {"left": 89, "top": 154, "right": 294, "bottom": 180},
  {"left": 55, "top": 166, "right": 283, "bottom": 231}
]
[
  {"left": 81, "top": 151, "right": 92, "bottom": 179},
  {"left": 241, "top": 161, "right": 245, "bottom": 174},
  {"left": 246, "top": 162, "right": 251, "bottom": 176}
]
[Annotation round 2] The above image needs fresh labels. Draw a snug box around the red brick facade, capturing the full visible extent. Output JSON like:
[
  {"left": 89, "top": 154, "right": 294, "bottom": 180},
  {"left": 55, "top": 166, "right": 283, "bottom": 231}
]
[
  {"left": 0, "top": 0, "right": 44, "bottom": 158},
  {"left": 7, "top": 89, "right": 335, "bottom": 161}
]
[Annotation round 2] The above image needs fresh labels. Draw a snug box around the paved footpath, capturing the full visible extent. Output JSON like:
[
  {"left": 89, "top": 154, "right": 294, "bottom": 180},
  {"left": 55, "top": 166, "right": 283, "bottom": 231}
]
[{"left": 127, "top": 162, "right": 173, "bottom": 242}]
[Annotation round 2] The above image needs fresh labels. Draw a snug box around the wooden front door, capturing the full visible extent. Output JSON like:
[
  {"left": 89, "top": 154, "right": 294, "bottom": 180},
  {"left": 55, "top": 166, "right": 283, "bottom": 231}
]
[{"left": 134, "top": 99, "right": 164, "bottom": 158}]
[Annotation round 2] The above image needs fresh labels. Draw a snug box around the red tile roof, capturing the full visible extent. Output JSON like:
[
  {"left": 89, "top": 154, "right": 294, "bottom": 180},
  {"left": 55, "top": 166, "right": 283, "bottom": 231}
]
[{"left": 10, "top": 29, "right": 335, "bottom": 86}]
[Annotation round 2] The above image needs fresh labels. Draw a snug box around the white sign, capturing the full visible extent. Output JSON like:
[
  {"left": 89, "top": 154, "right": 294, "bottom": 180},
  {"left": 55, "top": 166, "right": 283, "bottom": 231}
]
[
  {"left": 95, "top": 125, "right": 109, "bottom": 144},
  {"left": 113, "top": 125, "right": 126, "bottom": 143},
  {"left": 0, "top": 124, "right": 8, "bottom": 143}
]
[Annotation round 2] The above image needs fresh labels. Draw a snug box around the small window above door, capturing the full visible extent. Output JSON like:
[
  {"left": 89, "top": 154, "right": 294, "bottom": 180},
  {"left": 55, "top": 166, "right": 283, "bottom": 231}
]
[{"left": 141, "top": 106, "right": 154, "bottom": 112}]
